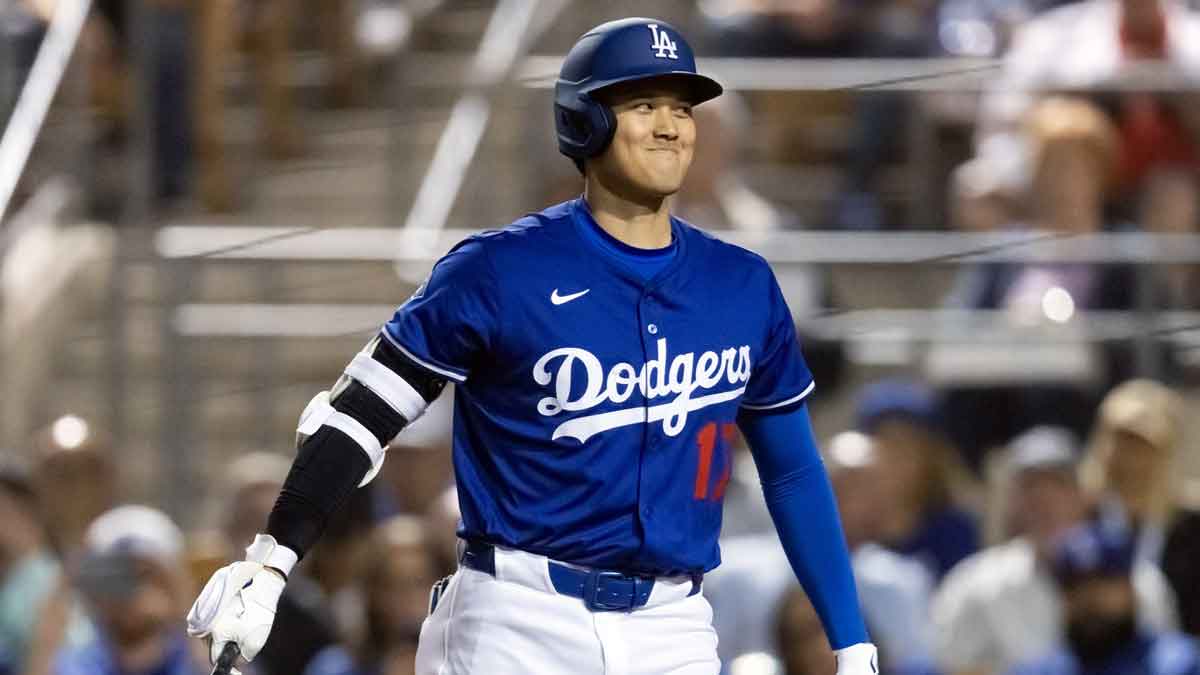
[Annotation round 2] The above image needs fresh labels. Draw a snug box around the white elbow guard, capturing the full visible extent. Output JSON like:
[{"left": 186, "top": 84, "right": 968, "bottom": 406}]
[{"left": 296, "top": 390, "right": 386, "bottom": 487}]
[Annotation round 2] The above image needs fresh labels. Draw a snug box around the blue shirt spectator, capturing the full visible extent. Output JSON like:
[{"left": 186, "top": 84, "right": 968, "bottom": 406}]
[
  {"left": 887, "top": 507, "right": 981, "bottom": 581},
  {"left": 302, "top": 646, "right": 365, "bottom": 675},
  {"left": 855, "top": 380, "right": 980, "bottom": 580},
  {"left": 54, "top": 634, "right": 203, "bottom": 675},
  {"left": 1009, "top": 632, "right": 1200, "bottom": 675}
]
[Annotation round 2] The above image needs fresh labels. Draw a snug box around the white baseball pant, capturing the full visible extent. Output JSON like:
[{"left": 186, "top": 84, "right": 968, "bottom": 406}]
[{"left": 415, "top": 546, "right": 720, "bottom": 675}]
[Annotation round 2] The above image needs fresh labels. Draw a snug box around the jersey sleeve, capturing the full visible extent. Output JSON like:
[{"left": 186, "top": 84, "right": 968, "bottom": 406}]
[
  {"left": 382, "top": 238, "right": 498, "bottom": 383},
  {"left": 739, "top": 269, "right": 814, "bottom": 412}
]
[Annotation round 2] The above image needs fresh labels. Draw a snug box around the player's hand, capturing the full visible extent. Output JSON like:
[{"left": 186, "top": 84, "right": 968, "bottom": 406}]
[
  {"left": 835, "top": 642, "right": 879, "bottom": 674},
  {"left": 186, "top": 535, "right": 290, "bottom": 669}
]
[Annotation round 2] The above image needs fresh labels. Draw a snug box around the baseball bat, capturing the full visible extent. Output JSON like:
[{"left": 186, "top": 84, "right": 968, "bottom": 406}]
[{"left": 210, "top": 642, "right": 240, "bottom": 675}]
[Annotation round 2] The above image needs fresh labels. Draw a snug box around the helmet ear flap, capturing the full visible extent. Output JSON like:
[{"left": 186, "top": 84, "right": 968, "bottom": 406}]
[
  {"left": 555, "top": 97, "right": 617, "bottom": 160},
  {"left": 589, "top": 102, "right": 617, "bottom": 156}
]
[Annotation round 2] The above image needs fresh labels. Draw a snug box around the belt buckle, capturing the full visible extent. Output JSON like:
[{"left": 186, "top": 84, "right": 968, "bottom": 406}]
[{"left": 583, "top": 570, "right": 635, "bottom": 612}]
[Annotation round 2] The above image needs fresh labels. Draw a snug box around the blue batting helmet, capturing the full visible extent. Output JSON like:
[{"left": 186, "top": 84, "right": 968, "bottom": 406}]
[{"left": 554, "top": 18, "right": 723, "bottom": 161}]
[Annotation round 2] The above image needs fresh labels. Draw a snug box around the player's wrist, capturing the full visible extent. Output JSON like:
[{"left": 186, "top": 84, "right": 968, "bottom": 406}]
[
  {"left": 244, "top": 533, "right": 298, "bottom": 579},
  {"left": 834, "top": 642, "right": 878, "bottom": 674}
]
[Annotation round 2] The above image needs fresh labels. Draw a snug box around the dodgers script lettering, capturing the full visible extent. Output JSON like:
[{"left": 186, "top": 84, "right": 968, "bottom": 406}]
[{"left": 533, "top": 338, "right": 751, "bottom": 442}]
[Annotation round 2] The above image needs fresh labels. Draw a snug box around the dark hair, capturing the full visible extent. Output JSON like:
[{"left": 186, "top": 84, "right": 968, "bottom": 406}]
[{"left": 0, "top": 461, "right": 37, "bottom": 511}]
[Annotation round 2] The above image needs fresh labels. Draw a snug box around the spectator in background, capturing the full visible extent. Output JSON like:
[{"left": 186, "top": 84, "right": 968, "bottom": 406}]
[
  {"left": 834, "top": 0, "right": 943, "bottom": 231},
  {"left": 303, "top": 516, "right": 437, "bottom": 675},
  {"left": 37, "top": 0, "right": 195, "bottom": 216},
  {"left": 856, "top": 379, "right": 980, "bottom": 579},
  {"left": 1138, "top": 171, "right": 1200, "bottom": 379},
  {"left": 776, "top": 587, "right": 836, "bottom": 675},
  {"left": 975, "top": 0, "right": 1200, "bottom": 205},
  {"left": 31, "top": 422, "right": 117, "bottom": 555},
  {"left": 202, "top": 452, "right": 339, "bottom": 675},
  {"left": 932, "top": 427, "right": 1178, "bottom": 675},
  {"left": 959, "top": 97, "right": 1131, "bottom": 315},
  {"left": 0, "top": 463, "right": 59, "bottom": 675},
  {"left": 1, "top": 0, "right": 44, "bottom": 128},
  {"left": 1008, "top": 520, "right": 1200, "bottom": 675},
  {"left": 423, "top": 485, "right": 461, "bottom": 579},
  {"left": 1081, "top": 380, "right": 1183, "bottom": 563},
  {"left": 196, "top": 0, "right": 300, "bottom": 211},
  {"left": 696, "top": 0, "right": 861, "bottom": 57},
  {"left": 827, "top": 432, "right": 940, "bottom": 675},
  {"left": 1144, "top": 169, "right": 1200, "bottom": 299},
  {"left": 196, "top": 0, "right": 363, "bottom": 211},
  {"left": 946, "top": 137, "right": 1027, "bottom": 234},
  {"left": 305, "top": 484, "right": 387, "bottom": 648},
  {"left": 676, "top": 91, "right": 799, "bottom": 233},
  {"left": 941, "top": 97, "right": 1141, "bottom": 455},
  {"left": 52, "top": 505, "right": 207, "bottom": 675},
  {"left": 716, "top": 433, "right": 777, "bottom": 541},
  {"left": 707, "top": 431, "right": 937, "bottom": 673},
  {"left": 1163, "top": 479, "right": 1200, "bottom": 637}
]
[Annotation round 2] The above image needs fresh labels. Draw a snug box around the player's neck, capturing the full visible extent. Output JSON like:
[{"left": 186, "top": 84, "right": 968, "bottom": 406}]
[{"left": 583, "top": 180, "right": 673, "bottom": 250}]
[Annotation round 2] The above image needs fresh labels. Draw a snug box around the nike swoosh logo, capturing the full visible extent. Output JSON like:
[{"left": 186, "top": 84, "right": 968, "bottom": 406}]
[{"left": 551, "top": 288, "right": 590, "bottom": 305}]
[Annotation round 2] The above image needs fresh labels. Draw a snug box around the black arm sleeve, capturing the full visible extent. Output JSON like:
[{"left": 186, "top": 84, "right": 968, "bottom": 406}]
[
  {"left": 266, "top": 424, "right": 373, "bottom": 560},
  {"left": 265, "top": 336, "right": 447, "bottom": 559}
]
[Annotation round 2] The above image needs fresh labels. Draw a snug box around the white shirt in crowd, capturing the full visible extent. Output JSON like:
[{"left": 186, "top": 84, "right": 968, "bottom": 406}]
[
  {"left": 931, "top": 536, "right": 1179, "bottom": 674},
  {"left": 974, "top": 0, "right": 1200, "bottom": 187}
]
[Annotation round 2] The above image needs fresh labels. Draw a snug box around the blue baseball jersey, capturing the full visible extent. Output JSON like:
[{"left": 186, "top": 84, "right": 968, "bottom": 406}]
[{"left": 384, "top": 198, "right": 813, "bottom": 575}]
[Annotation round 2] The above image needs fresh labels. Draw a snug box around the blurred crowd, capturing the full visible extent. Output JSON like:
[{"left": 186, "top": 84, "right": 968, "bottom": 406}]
[
  {"left": 0, "top": 394, "right": 458, "bottom": 675},
  {"left": 711, "top": 376, "right": 1200, "bottom": 675},
  {"left": 1, "top": 373, "right": 1197, "bottom": 675},
  {"left": 0, "top": 0, "right": 365, "bottom": 215},
  {"left": 693, "top": 0, "right": 1200, "bottom": 234},
  {"left": 1, "top": 0, "right": 1200, "bottom": 675},
  {"left": 0, "top": 0, "right": 1196, "bottom": 234}
]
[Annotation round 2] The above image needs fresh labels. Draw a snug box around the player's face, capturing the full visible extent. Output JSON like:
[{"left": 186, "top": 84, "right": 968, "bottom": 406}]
[{"left": 592, "top": 82, "right": 697, "bottom": 200}]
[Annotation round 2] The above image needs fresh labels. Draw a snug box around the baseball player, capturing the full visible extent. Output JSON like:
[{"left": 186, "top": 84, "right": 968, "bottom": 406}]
[{"left": 186, "top": 17, "right": 878, "bottom": 675}]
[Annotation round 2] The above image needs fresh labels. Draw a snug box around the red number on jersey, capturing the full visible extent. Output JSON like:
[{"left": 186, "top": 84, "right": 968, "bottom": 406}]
[{"left": 694, "top": 421, "right": 736, "bottom": 501}]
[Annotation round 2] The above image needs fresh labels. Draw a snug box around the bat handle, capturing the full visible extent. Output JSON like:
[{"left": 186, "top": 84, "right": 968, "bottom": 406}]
[{"left": 211, "top": 642, "right": 241, "bottom": 675}]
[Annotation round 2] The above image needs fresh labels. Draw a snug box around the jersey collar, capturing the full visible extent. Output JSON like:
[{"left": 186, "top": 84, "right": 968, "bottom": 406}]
[{"left": 569, "top": 196, "right": 690, "bottom": 290}]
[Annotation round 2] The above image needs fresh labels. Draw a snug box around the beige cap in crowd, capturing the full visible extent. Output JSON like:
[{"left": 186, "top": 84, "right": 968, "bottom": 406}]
[{"left": 1097, "top": 379, "right": 1182, "bottom": 451}]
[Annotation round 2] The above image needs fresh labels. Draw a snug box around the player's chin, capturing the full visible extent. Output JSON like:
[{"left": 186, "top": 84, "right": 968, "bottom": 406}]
[
  {"left": 638, "top": 178, "right": 685, "bottom": 199},
  {"left": 636, "top": 167, "right": 687, "bottom": 196}
]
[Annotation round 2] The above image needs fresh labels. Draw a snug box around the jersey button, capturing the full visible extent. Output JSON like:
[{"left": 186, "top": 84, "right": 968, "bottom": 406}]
[{"left": 647, "top": 323, "right": 658, "bottom": 334}]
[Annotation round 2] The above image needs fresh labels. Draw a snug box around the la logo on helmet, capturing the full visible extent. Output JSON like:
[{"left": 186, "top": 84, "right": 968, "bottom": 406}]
[{"left": 648, "top": 24, "right": 678, "bottom": 59}]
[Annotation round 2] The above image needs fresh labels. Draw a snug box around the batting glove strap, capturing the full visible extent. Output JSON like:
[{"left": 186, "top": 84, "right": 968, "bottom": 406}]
[
  {"left": 186, "top": 560, "right": 285, "bottom": 665},
  {"left": 835, "top": 643, "right": 879, "bottom": 674},
  {"left": 245, "top": 533, "right": 298, "bottom": 578}
]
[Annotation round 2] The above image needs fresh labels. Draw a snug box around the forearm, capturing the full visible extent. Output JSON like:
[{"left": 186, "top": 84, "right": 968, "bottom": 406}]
[
  {"left": 265, "top": 423, "right": 372, "bottom": 560},
  {"left": 264, "top": 334, "right": 447, "bottom": 561},
  {"left": 737, "top": 404, "right": 869, "bottom": 649}
]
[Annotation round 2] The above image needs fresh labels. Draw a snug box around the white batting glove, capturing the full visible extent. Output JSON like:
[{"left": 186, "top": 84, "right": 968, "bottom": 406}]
[
  {"left": 186, "top": 534, "right": 297, "bottom": 670},
  {"left": 836, "top": 643, "right": 879, "bottom": 674}
]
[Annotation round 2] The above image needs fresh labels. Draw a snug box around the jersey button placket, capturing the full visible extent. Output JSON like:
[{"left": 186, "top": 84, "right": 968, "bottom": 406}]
[
  {"left": 645, "top": 294, "right": 659, "bottom": 336},
  {"left": 636, "top": 291, "right": 657, "bottom": 543}
]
